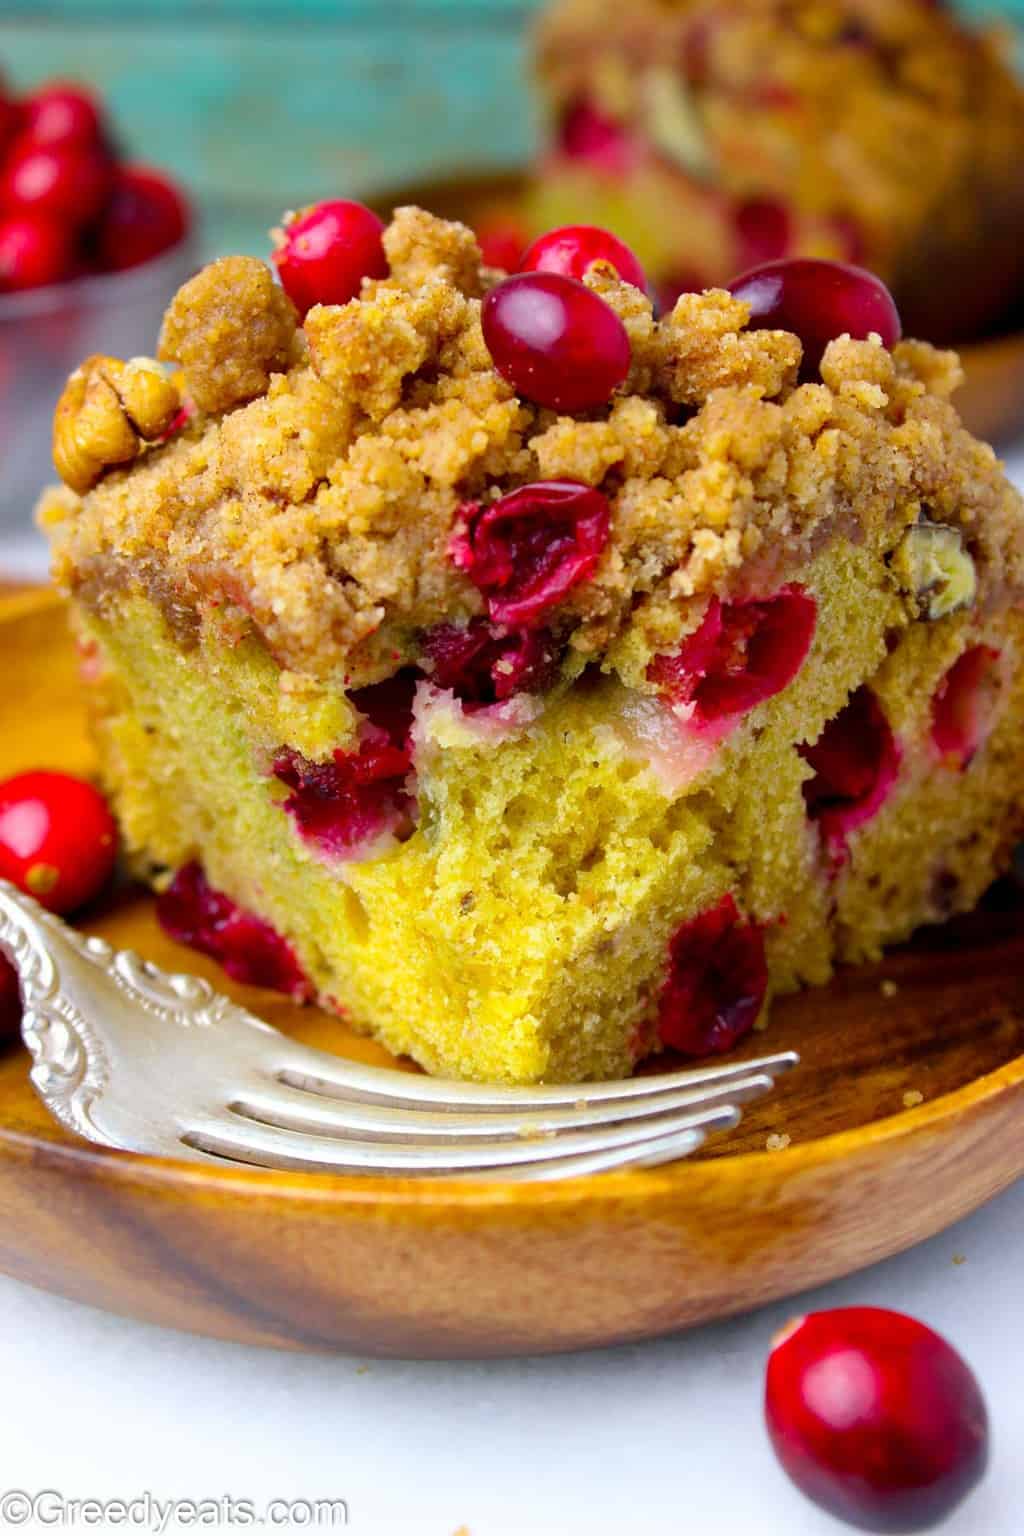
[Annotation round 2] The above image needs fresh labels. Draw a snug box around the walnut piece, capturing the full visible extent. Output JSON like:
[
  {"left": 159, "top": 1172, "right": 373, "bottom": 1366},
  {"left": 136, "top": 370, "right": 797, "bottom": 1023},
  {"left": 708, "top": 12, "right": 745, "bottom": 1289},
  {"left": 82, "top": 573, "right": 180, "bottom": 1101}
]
[
  {"left": 891, "top": 520, "right": 977, "bottom": 620},
  {"left": 158, "top": 256, "right": 298, "bottom": 414},
  {"left": 53, "top": 355, "right": 181, "bottom": 495}
]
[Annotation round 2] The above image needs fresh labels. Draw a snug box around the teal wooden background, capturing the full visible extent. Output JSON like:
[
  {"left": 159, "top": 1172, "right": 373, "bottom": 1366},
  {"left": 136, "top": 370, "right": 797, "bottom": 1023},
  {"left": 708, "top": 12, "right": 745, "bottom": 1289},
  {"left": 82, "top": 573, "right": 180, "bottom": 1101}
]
[{"left": 0, "top": 1, "right": 1019, "bottom": 260}]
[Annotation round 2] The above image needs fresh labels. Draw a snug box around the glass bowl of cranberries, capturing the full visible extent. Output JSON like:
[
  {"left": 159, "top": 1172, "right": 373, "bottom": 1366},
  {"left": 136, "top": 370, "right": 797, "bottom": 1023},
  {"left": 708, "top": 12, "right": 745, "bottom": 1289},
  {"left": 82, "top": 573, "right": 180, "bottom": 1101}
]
[{"left": 0, "top": 76, "right": 194, "bottom": 534}]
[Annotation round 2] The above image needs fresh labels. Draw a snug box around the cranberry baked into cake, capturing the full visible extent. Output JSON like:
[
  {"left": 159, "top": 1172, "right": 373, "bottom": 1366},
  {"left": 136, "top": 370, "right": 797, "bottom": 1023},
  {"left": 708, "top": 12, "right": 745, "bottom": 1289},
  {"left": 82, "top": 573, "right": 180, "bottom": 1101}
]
[
  {"left": 41, "top": 205, "right": 1024, "bottom": 1083},
  {"left": 529, "top": 0, "right": 1024, "bottom": 341}
]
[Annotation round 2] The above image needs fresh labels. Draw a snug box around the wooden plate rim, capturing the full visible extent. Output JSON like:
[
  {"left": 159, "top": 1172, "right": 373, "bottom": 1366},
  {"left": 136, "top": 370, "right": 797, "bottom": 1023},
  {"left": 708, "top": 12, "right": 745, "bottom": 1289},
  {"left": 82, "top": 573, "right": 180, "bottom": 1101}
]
[{"left": 9, "top": 594, "right": 1022, "bottom": 1211}]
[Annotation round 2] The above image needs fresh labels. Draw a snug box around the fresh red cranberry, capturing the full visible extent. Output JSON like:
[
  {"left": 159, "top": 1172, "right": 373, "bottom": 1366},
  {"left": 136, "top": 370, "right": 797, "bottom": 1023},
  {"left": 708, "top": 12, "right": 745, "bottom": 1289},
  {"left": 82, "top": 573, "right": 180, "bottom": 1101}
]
[
  {"left": 729, "top": 258, "right": 902, "bottom": 379},
  {"left": 931, "top": 646, "right": 1001, "bottom": 768},
  {"left": 766, "top": 1307, "right": 989, "bottom": 1532},
  {"left": 519, "top": 224, "right": 647, "bottom": 292},
  {"left": 0, "top": 211, "right": 73, "bottom": 290},
  {"left": 649, "top": 587, "right": 817, "bottom": 727},
  {"left": 475, "top": 215, "right": 528, "bottom": 272},
  {"left": 801, "top": 687, "right": 901, "bottom": 861},
  {"left": 272, "top": 199, "right": 387, "bottom": 317},
  {"left": 273, "top": 674, "right": 417, "bottom": 858},
  {"left": 0, "top": 957, "right": 20, "bottom": 1045},
  {"left": 734, "top": 199, "right": 792, "bottom": 268},
  {"left": 0, "top": 770, "right": 117, "bottom": 914},
  {"left": 0, "top": 137, "right": 113, "bottom": 227},
  {"left": 422, "top": 620, "right": 561, "bottom": 708},
  {"left": 657, "top": 893, "right": 767, "bottom": 1056},
  {"left": 558, "top": 99, "right": 636, "bottom": 175},
  {"left": 482, "top": 271, "right": 631, "bottom": 412},
  {"left": 0, "top": 94, "right": 20, "bottom": 160},
  {"left": 96, "top": 165, "right": 189, "bottom": 271},
  {"left": 451, "top": 480, "right": 610, "bottom": 626},
  {"left": 156, "top": 862, "right": 311, "bottom": 1000},
  {"left": 23, "top": 82, "right": 104, "bottom": 147}
]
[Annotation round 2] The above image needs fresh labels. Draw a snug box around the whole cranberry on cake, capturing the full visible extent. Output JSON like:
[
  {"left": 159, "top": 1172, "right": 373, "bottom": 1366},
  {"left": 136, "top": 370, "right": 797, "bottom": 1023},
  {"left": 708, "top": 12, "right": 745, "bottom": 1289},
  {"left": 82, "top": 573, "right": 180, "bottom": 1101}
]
[
  {"left": 39, "top": 204, "right": 1024, "bottom": 1084},
  {"left": 528, "top": 0, "right": 1024, "bottom": 342}
]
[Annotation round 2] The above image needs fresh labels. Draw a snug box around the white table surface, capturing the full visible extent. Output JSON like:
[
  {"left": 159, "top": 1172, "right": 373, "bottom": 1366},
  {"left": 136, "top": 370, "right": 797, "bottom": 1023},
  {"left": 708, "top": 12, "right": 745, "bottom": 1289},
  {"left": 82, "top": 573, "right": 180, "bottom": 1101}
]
[{"left": 2, "top": 452, "right": 1022, "bottom": 1536}]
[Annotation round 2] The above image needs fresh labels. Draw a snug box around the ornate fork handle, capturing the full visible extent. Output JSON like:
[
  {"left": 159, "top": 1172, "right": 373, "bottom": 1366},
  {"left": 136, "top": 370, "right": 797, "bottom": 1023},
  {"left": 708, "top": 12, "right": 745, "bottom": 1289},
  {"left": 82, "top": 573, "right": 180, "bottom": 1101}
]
[
  {"left": 0, "top": 879, "right": 251, "bottom": 1148},
  {"left": 0, "top": 879, "right": 113, "bottom": 1140}
]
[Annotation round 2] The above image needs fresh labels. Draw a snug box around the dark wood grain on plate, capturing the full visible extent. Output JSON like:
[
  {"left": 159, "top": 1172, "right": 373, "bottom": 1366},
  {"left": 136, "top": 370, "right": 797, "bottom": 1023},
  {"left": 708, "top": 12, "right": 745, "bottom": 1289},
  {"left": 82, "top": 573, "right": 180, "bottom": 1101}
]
[{"left": 0, "top": 588, "right": 1020, "bottom": 1356}]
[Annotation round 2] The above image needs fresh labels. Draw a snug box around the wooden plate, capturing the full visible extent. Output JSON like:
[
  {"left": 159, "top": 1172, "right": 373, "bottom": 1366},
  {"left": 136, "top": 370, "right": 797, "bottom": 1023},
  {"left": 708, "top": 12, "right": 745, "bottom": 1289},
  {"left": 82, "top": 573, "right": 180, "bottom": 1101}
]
[
  {"left": 370, "top": 170, "right": 1024, "bottom": 447},
  {"left": 0, "top": 587, "right": 1022, "bottom": 1357}
]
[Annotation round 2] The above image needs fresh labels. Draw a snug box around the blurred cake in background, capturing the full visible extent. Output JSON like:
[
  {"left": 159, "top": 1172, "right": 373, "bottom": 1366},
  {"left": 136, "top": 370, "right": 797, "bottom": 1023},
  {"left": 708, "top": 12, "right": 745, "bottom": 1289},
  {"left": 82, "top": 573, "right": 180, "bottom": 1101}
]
[{"left": 527, "top": 0, "right": 1024, "bottom": 342}]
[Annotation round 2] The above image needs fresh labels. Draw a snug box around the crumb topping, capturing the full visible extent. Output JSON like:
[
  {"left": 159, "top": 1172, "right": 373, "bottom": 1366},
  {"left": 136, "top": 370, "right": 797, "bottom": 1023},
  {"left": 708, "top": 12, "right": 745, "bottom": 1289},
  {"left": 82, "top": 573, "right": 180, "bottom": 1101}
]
[
  {"left": 44, "top": 206, "right": 1024, "bottom": 689},
  {"left": 158, "top": 256, "right": 300, "bottom": 414}
]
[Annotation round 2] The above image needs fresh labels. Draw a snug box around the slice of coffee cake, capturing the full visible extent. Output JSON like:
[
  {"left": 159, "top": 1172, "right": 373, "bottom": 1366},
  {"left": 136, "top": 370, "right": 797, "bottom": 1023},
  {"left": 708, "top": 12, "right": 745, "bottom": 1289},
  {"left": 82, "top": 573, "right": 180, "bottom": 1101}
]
[{"left": 41, "top": 205, "right": 1024, "bottom": 1082}]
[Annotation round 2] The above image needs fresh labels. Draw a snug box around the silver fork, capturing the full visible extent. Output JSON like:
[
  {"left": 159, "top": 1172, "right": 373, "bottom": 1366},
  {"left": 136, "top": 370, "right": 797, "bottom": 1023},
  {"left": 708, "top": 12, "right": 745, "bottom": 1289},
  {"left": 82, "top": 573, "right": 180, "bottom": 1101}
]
[{"left": 0, "top": 880, "right": 796, "bottom": 1180}]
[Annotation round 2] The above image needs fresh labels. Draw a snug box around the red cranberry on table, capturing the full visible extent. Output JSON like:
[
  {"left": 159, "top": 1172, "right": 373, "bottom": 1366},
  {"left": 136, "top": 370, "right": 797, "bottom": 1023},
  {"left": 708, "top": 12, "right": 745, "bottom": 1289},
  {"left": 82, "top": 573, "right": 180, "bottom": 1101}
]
[
  {"left": 0, "top": 211, "right": 73, "bottom": 290},
  {"left": 96, "top": 165, "right": 190, "bottom": 272},
  {"left": 729, "top": 258, "right": 902, "bottom": 380},
  {"left": 0, "top": 770, "right": 117, "bottom": 915},
  {"left": 273, "top": 198, "right": 388, "bottom": 316},
  {"left": 482, "top": 271, "right": 631, "bottom": 412},
  {"left": 766, "top": 1307, "right": 989, "bottom": 1532},
  {"left": 22, "top": 81, "right": 104, "bottom": 148},
  {"left": 519, "top": 224, "right": 648, "bottom": 292}
]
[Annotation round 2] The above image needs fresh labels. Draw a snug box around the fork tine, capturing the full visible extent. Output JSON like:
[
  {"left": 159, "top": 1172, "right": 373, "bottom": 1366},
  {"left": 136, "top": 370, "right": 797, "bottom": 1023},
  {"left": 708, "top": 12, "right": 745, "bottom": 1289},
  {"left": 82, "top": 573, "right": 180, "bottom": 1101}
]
[
  {"left": 412, "top": 1119, "right": 728, "bottom": 1181},
  {"left": 533, "top": 1117, "right": 736, "bottom": 1179},
  {"left": 181, "top": 1100, "right": 744, "bottom": 1176},
  {"left": 272, "top": 1047, "right": 800, "bottom": 1111},
  {"left": 230, "top": 1071, "right": 778, "bottom": 1142}
]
